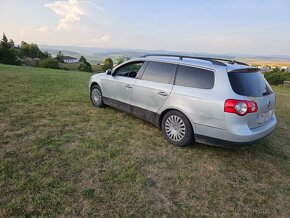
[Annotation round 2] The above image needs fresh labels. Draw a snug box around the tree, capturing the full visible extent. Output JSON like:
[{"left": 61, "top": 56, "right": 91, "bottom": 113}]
[
  {"left": 102, "top": 57, "right": 113, "bottom": 71},
  {"left": 116, "top": 56, "right": 130, "bottom": 65},
  {"left": 116, "top": 56, "right": 125, "bottom": 65},
  {"left": 78, "top": 56, "right": 92, "bottom": 72},
  {"left": 264, "top": 70, "right": 290, "bottom": 85},
  {"left": 0, "top": 43, "right": 2, "bottom": 62},
  {"left": 20, "top": 41, "right": 46, "bottom": 59},
  {"left": 79, "top": 56, "right": 87, "bottom": 63},
  {"left": 38, "top": 57, "right": 59, "bottom": 69},
  {"left": 0, "top": 33, "right": 18, "bottom": 65},
  {"left": 29, "top": 43, "right": 40, "bottom": 58},
  {"left": 9, "top": 39, "right": 14, "bottom": 47},
  {"left": 78, "top": 62, "right": 93, "bottom": 72},
  {"left": 20, "top": 41, "right": 29, "bottom": 57},
  {"left": 43, "top": 51, "right": 51, "bottom": 59},
  {"left": 2, "top": 33, "right": 8, "bottom": 45},
  {"left": 0, "top": 34, "right": 51, "bottom": 66},
  {"left": 56, "top": 51, "right": 64, "bottom": 63}
]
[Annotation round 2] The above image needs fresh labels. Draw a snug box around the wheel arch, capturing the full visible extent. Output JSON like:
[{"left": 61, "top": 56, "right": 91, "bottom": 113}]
[
  {"left": 90, "top": 82, "right": 100, "bottom": 90},
  {"left": 158, "top": 108, "right": 193, "bottom": 129}
]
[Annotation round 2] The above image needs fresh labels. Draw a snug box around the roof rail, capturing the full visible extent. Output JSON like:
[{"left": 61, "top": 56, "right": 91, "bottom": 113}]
[{"left": 140, "top": 54, "right": 249, "bottom": 66}]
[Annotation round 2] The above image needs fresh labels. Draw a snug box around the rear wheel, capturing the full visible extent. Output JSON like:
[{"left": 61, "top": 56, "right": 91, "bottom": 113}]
[
  {"left": 162, "top": 110, "right": 194, "bottom": 147},
  {"left": 90, "top": 85, "right": 105, "bottom": 108}
]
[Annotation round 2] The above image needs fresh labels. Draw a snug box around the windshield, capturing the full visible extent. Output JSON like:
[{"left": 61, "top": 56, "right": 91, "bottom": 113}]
[{"left": 228, "top": 70, "right": 273, "bottom": 97}]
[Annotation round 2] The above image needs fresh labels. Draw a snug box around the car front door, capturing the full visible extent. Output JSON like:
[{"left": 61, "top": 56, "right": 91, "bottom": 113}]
[
  {"left": 131, "top": 61, "right": 177, "bottom": 122},
  {"left": 101, "top": 61, "right": 145, "bottom": 112}
]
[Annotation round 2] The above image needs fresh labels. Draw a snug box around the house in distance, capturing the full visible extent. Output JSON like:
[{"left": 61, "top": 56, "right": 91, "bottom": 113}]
[{"left": 62, "top": 56, "right": 79, "bottom": 64}]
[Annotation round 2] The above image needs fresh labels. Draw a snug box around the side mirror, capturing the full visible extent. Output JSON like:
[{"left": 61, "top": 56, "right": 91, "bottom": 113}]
[{"left": 106, "top": 69, "right": 112, "bottom": 75}]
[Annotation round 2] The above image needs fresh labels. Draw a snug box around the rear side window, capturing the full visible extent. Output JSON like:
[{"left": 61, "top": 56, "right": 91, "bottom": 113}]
[
  {"left": 141, "top": 62, "right": 177, "bottom": 84},
  {"left": 228, "top": 70, "right": 273, "bottom": 97},
  {"left": 175, "top": 65, "right": 214, "bottom": 89}
]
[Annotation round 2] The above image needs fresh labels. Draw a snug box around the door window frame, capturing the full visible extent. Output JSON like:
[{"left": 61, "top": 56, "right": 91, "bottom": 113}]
[
  {"left": 140, "top": 61, "right": 178, "bottom": 84},
  {"left": 112, "top": 61, "right": 147, "bottom": 79}
]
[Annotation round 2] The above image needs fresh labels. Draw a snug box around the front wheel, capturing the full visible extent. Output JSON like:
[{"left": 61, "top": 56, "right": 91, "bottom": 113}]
[
  {"left": 90, "top": 85, "right": 105, "bottom": 108},
  {"left": 162, "top": 110, "right": 194, "bottom": 147}
]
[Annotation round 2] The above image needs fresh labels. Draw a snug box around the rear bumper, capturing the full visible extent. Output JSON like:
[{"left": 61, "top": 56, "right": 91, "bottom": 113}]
[{"left": 193, "top": 115, "right": 277, "bottom": 147}]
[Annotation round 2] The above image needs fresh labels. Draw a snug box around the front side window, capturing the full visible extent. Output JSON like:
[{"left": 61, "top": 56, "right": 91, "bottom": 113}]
[
  {"left": 141, "top": 61, "right": 177, "bottom": 84},
  {"left": 114, "top": 62, "right": 144, "bottom": 78},
  {"left": 175, "top": 65, "right": 215, "bottom": 89}
]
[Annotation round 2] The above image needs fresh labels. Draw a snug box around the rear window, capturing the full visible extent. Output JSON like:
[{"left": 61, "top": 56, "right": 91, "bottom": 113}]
[
  {"left": 141, "top": 62, "right": 177, "bottom": 84},
  {"left": 228, "top": 70, "right": 273, "bottom": 97},
  {"left": 175, "top": 65, "right": 214, "bottom": 89}
]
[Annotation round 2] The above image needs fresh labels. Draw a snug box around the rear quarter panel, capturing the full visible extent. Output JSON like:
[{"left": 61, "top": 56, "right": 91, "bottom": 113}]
[{"left": 158, "top": 66, "right": 238, "bottom": 130}]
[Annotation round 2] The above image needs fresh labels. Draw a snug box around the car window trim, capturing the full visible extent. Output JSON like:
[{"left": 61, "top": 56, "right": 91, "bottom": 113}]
[
  {"left": 140, "top": 61, "right": 178, "bottom": 84},
  {"left": 135, "top": 61, "right": 148, "bottom": 79},
  {"left": 113, "top": 61, "right": 145, "bottom": 78}
]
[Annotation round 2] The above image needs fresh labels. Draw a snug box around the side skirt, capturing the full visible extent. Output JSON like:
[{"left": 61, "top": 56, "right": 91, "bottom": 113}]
[{"left": 103, "top": 97, "right": 160, "bottom": 127}]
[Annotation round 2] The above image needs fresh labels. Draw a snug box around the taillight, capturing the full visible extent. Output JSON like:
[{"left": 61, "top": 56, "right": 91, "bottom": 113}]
[{"left": 224, "top": 99, "right": 258, "bottom": 116}]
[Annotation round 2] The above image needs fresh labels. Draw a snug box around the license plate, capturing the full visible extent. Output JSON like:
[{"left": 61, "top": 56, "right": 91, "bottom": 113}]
[{"left": 257, "top": 110, "right": 273, "bottom": 124}]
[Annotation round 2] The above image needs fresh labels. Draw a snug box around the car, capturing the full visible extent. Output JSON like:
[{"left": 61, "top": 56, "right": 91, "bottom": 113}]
[{"left": 89, "top": 54, "right": 277, "bottom": 147}]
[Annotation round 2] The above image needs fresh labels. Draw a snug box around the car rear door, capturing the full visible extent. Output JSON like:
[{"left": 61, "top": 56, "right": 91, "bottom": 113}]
[{"left": 131, "top": 61, "right": 177, "bottom": 122}]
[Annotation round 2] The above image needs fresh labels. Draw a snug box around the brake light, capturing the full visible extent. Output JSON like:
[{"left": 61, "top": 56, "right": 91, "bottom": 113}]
[{"left": 224, "top": 99, "right": 258, "bottom": 116}]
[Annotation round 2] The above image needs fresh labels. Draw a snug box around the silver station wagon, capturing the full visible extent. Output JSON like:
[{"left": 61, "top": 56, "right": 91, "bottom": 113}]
[{"left": 89, "top": 54, "right": 277, "bottom": 147}]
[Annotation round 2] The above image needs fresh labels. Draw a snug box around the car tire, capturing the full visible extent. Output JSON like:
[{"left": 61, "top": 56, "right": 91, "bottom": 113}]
[
  {"left": 90, "top": 84, "right": 105, "bottom": 108},
  {"left": 162, "top": 110, "right": 194, "bottom": 147}
]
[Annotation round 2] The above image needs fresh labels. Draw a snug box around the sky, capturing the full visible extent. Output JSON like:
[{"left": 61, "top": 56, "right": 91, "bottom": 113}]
[{"left": 0, "top": 0, "right": 290, "bottom": 56}]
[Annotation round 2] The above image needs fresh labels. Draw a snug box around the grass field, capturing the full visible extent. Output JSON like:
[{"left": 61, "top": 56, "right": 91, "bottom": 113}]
[{"left": 0, "top": 64, "right": 289, "bottom": 216}]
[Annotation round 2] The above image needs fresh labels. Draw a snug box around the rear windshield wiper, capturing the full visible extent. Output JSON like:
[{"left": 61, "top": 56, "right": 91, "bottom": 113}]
[{"left": 262, "top": 91, "right": 271, "bottom": 96}]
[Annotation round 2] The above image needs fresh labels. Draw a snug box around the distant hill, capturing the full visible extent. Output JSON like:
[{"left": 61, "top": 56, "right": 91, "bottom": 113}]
[{"left": 39, "top": 44, "right": 290, "bottom": 65}]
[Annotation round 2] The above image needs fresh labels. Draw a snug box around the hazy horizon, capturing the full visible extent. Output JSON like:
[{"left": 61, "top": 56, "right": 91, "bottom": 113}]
[
  {"left": 38, "top": 44, "right": 290, "bottom": 59},
  {"left": 1, "top": 0, "right": 290, "bottom": 56}
]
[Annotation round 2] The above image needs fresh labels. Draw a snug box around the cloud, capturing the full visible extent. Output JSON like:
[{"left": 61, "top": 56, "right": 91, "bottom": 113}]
[
  {"left": 35, "top": 27, "right": 49, "bottom": 34},
  {"left": 91, "top": 34, "right": 111, "bottom": 44},
  {"left": 19, "top": 27, "right": 49, "bottom": 36},
  {"left": 100, "top": 34, "right": 111, "bottom": 42},
  {"left": 19, "top": 28, "right": 30, "bottom": 36},
  {"left": 45, "top": 0, "right": 90, "bottom": 30}
]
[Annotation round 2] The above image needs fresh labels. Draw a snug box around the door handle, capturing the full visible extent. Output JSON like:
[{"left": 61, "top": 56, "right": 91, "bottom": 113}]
[
  {"left": 125, "top": 84, "right": 132, "bottom": 88},
  {"left": 157, "top": 91, "right": 168, "bottom": 96}
]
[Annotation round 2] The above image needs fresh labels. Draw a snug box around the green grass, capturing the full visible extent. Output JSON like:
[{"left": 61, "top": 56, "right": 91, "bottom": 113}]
[{"left": 0, "top": 64, "right": 289, "bottom": 216}]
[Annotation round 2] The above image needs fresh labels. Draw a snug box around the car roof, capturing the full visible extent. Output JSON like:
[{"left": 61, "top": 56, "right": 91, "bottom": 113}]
[{"left": 126, "top": 55, "right": 253, "bottom": 71}]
